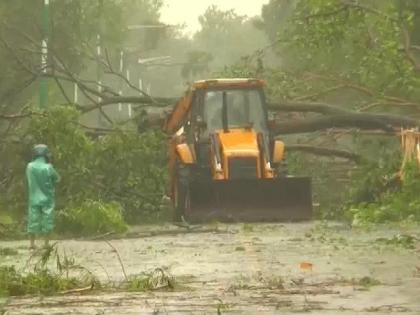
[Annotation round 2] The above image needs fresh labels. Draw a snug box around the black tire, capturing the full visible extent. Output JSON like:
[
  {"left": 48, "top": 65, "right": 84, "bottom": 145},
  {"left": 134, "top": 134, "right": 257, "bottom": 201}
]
[
  {"left": 277, "top": 161, "right": 289, "bottom": 177},
  {"left": 173, "top": 162, "right": 190, "bottom": 222}
]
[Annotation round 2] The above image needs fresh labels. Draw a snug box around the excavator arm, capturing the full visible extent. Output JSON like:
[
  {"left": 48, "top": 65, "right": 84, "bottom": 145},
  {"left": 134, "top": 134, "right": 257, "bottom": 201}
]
[{"left": 163, "top": 92, "right": 193, "bottom": 135}]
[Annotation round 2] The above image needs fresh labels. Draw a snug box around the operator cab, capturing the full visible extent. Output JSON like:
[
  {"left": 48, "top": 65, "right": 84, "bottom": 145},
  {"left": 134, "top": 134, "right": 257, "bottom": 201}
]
[
  {"left": 200, "top": 88, "right": 268, "bottom": 137},
  {"left": 189, "top": 79, "right": 270, "bottom": 139},
  {"left": 184, "top": 79, "right": 272, "bottom": 169}
]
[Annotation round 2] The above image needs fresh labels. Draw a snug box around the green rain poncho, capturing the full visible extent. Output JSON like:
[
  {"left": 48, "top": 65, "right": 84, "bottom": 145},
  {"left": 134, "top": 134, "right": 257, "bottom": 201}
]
[{"left": 26, "top": 145, "right": 60, "bottom": 234}]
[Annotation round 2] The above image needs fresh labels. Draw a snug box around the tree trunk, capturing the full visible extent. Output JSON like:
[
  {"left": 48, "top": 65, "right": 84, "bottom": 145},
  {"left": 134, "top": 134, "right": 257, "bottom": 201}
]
[
  {"left": 273, "top": 113, "right": 419, "bottom": 135},
  {"left": 285, "top": 144, "right": 363, "bottom": 163}
]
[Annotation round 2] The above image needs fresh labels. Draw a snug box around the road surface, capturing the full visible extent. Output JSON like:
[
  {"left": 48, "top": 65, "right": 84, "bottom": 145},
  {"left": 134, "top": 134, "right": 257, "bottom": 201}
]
[{"left": 1, "top": 222, "right": 420, "bottom": 314}]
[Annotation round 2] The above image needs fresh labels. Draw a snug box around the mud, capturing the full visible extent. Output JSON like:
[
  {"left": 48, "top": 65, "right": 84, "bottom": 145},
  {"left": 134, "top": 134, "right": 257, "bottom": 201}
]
[{"left": 1, "top": 222, "right": 420, "bottom": 314}]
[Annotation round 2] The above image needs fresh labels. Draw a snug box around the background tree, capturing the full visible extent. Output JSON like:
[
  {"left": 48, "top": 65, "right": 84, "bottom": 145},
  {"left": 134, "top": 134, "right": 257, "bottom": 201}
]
[
  {"left": 193, "top": 5, "right": 269, "bottom": 70},
  {"left": 3, "top": 0, "right": 420, "bottom": 227},
  {"left": 245, "top": 0, "right": 420, "bottom": 218}
]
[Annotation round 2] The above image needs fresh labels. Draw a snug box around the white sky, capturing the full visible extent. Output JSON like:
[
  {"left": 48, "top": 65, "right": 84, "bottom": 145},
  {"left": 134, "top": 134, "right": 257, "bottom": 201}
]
[{"left": 160, "top": 0, "right": 270, "bottom": 36}]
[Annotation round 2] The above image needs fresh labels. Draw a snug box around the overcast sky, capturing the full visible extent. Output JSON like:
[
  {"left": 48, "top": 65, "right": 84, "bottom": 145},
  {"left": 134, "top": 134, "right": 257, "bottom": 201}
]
[{"left": 160, "top": 0, "right": 270, "bottom": 35}]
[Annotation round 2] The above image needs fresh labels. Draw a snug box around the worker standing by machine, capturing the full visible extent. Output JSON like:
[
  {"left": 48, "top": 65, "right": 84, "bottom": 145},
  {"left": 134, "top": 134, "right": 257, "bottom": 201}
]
[{"left": 26, "top": 144, "right": 60, "bottom": 249}]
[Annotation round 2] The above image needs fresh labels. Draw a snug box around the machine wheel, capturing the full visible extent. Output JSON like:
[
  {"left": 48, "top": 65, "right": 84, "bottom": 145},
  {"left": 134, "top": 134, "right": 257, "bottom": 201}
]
[
  {"left": 276, "top": 161, "right": 289, "bottom": 177},
  {"left": 173, "top": 162, "right": 191, "bottom": 222}
]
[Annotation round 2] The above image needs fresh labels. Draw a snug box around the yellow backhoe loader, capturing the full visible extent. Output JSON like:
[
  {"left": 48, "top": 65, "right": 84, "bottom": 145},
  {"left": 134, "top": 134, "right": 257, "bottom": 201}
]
[{"left": 163, "top": 78, "right": 312, "bottom": 222}]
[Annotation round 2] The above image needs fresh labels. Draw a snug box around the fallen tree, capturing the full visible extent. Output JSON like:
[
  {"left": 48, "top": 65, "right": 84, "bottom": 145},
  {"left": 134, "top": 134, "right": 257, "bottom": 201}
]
[
  {"left": 285, "top": 144, "right": 363, "bottom": 163},
  {"left": 269, "top": 102, "right": 420, "bottom": 135},
  {"left": 268, "top": 101, "right": 348, "bottom": 115}
]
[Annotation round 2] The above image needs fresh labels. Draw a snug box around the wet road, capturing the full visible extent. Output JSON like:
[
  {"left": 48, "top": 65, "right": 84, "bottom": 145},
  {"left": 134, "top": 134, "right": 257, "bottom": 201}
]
[{"left": 1, "top": 222, "right": 420, "bottom": 314}]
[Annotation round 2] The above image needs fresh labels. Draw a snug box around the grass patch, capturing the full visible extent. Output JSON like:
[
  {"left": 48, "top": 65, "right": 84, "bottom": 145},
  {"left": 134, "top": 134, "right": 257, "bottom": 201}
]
[
  {"left": 0, "top": 243, "right": 97, "bottom": 297},
  {"left": 0, "top": 213, "right": 23, "bottom": 240},
  {"left": 0, "top": 243, "right": 188, "bottom": 298},
  {"left": 235, "top": 246, "right": 245, "bottom": 251},
  {"left": 0, "top": 266, "right": 96, "bottom": 297},
  {"left": 0, "top": 247, "right": 18, "bottom": 256}
]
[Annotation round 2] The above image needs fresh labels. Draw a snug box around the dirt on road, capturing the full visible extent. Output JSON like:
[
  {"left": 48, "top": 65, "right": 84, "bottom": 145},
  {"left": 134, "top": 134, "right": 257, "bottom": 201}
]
[{"left": 1, "top": 222, "right": 420, "bottom": 314}]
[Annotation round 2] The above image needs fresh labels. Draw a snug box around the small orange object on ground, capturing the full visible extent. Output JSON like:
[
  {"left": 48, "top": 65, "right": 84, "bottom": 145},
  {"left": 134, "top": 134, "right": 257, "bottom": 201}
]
[{"left": 300, "top": 262, "right": 313, "bottom": 271}]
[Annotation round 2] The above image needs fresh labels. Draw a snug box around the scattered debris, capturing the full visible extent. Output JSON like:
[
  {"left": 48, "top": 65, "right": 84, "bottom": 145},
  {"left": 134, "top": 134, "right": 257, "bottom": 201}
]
[
  {"left": 346, "top": 276, "right": 381, "bottom": 290},
  {"left": 216, "top": 298, "right": 231, "bottom": 314},
  {"left": 375, "top": 234, "right": 418, "bottom": 249},
  {"left": 127, "top": 268, "right": 175, "bottom": 292},
  {"left": 364, "top": 304, "right": 410, "bottom": 312}
]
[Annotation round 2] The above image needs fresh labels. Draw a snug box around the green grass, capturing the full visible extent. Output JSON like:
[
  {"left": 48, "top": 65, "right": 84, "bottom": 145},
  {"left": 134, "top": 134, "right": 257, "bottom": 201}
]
[
  {"left": 0, "top": 266, "right": 94, "bottom": 297},
  {"left": 0, "top": 248, "right": 18, "bottom": 256}
]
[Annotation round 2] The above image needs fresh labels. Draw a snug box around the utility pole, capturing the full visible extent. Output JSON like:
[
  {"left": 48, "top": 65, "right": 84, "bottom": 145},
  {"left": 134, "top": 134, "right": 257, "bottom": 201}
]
[
  {"left": 118, "top": 50, "right": 124, "bottom": 114},
  {"left": 97, "top": 0, "right": 104, "bottom": 126},
  {"left": 126, "top": 68, "right": 132, "bottom": 118},
  {"left": 39, "top": 0, "right": 50, "bottom": 109},
  {"left": 73, "top": 83, "right": 78, "bottom": 103}
]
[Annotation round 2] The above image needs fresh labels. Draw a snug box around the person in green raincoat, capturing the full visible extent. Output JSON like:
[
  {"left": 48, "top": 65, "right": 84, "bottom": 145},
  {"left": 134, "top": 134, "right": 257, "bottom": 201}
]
[{"left": 26, "top": 144, "right": 60, "bottom": 249}]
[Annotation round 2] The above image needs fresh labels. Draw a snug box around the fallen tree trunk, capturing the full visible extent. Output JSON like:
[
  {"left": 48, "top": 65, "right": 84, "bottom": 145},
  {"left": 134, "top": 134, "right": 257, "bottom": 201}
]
[
  {"left": 268, "top": 101, "right": 349, "bottom": 115},
  {"left": 273, "top": 113, "right": 419, "bottom": 135},
  {"left": 285, "top": 144, "right": 363, "bottom": 163},
  {"left": 269, "top": 102, "right": 420, "bottom": 130}
]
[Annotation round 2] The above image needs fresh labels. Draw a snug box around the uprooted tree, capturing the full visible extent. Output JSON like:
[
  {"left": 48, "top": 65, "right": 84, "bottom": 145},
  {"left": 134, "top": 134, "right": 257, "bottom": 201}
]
[{"left": 2, "top": 0, "right": 420, "bottom": 226}]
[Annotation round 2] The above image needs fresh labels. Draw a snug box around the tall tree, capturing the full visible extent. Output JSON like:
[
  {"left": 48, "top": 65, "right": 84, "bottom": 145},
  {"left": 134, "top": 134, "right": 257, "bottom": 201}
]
[{"left": 193, "top": 5, "right": 268, "bottom": 70}]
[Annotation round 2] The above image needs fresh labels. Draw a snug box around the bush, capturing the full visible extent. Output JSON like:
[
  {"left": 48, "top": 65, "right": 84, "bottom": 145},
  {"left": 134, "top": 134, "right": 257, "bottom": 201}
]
[
  {"left": 349, "top": 162, "right": 420, "bottom": 225},
  {"left": 1, "top": 106, "right": 170, "bottom": 228},
  {"left": 0, "top": 213, "right": 22, "bottom": 240},
  {"left": 92, "top": 131, "right": 168, "bottom": 222},
  {"left": 57, "top": 200, "right": 128, "bottom": 236}
]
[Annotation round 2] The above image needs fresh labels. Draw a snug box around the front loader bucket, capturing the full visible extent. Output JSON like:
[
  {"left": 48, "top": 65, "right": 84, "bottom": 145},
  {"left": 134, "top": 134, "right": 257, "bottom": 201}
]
[{"left": 185, "top": 177, "right": 312, "bottom": 223}]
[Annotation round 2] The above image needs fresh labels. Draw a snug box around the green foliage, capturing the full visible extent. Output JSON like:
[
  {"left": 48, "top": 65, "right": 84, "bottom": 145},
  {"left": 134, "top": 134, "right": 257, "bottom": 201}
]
[
  {"left": 0, "top": 247, "right": 18, "bottom": 256},
  {"left": 92, "top": 130, "right": 168, "bottom": 222},
  {"left": 283, "top": 0, "right": 410, "bottom": 87},
  {"left": 0, "top": 266, "right": 86, "bottom": 297},
  {"left": 0, "top": 214, "right": 21, "bottom": 239},
  {"left": 57, "top": 200, "right": 128, "bottom": 236},
  {"left": 259, "top": 0, "right": 295, "bottom": 41},
  {"left": 2, "top": 106, "right": 169, "bottom": 231},
  {"left": 347, "top": 137, "right": 401, "bottom": 205},
  {"left": 194, "top": 5, "right": 268, "bottom": 70},
  {"left": 258, "top": 0, "right": 420, "bottom": 110},
  {"left": 349, "top": 162, "right": 420, "bottom": 224},
  {"left": 286, "top": 151, "right": 349, "bottom": 219},
  {"left": 0, "top": 243, "right": 97, "bottom": 297},
  {"left": 0, "top": 0, "right": 163, "bottom": 108}
]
